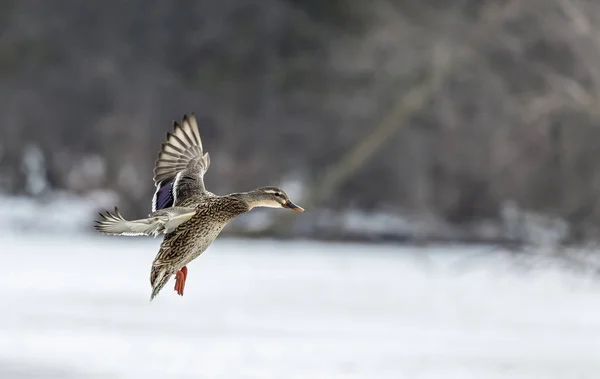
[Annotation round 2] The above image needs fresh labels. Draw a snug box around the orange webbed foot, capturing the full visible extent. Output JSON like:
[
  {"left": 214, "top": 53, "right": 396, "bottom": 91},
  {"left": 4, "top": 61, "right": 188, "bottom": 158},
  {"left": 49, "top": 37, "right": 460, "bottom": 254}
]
[{"left": 174, "top": 266, "right": 188, "bottom": 296}]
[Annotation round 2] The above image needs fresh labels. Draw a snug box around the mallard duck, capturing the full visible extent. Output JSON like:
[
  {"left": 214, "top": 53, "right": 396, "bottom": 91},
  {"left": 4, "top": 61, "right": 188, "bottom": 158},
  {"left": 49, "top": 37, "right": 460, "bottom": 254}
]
[{"left": 95, "top": 113, "right": 305, "bottom": 300}]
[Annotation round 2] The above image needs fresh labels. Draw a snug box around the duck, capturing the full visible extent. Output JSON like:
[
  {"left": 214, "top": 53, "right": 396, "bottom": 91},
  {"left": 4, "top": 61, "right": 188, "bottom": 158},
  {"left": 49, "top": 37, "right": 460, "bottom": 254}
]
[{"left": 94, "top": 113, "right": 305, "bottom": 300}]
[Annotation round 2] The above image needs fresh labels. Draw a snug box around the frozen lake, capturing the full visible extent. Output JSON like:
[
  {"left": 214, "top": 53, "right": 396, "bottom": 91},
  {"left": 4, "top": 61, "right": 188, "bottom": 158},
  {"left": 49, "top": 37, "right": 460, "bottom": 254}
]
[{"left": 1, "top": 233, "right": 600, "bottom": 379}]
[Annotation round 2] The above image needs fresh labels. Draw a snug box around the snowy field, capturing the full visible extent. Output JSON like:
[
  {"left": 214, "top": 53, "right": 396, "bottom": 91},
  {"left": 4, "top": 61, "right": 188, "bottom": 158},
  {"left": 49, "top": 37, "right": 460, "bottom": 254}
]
[{"left": 1, "top": 234, "right": 600, "bottom": 379}]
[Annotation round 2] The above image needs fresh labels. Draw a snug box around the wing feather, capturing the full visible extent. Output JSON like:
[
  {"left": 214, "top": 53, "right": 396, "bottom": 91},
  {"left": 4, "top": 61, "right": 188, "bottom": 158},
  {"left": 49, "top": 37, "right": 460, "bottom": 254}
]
[
  {"left": 152, "top": 113, "right": 210, "bottom": 210},
  {"left": 94, "top": 207, "right": 196, "bottom": 237}
]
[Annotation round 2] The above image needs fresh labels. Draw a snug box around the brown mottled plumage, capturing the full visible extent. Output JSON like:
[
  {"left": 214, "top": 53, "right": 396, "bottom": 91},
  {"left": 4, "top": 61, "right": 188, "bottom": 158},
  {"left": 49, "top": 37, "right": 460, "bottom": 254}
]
[{"left": 94, "top": 113, "right": 305, "bottom": 301}]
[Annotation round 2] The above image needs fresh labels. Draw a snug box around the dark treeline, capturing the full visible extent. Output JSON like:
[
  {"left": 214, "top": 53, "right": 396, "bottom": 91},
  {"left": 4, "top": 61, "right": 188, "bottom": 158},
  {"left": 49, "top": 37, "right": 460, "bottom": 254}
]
[{"left": 2, "top": 0, "right": 600, "bottom": 243}]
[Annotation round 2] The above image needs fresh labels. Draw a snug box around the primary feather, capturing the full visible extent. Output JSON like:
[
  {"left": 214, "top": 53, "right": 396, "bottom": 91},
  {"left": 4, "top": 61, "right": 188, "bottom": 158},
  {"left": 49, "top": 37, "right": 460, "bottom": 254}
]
[{"left": 152, "top": 113, "right": 210, "bottom": 211}]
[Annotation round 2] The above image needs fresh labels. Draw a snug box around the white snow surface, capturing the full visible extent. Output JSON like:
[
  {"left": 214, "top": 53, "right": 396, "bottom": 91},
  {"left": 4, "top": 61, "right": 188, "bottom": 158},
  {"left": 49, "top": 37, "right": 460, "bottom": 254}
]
[{"left": 1, "top": 234, "right": 600, "bottom": 379}]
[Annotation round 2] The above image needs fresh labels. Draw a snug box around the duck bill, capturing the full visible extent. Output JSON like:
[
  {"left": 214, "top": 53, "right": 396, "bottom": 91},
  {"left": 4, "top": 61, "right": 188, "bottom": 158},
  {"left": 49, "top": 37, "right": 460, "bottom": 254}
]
[{"left": 284, "top": 201, "right": 305, "bottom": 212}]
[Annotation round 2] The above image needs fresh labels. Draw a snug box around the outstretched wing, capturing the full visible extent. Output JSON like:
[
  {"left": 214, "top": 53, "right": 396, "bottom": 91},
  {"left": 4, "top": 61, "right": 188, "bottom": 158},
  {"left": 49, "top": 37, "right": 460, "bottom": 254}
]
[
  {"left": 94, "top": 207, "right": 197, "bottom": 237},
  {"left": 152, "top": 113, "right": 210, "bottom": 211}
]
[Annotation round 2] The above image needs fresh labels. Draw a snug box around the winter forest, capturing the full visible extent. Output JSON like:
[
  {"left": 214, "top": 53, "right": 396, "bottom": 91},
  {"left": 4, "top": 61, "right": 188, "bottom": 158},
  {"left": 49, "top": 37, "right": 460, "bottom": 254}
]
[{"left": 3, "top": 0, "right": 600, "bottom": 246}]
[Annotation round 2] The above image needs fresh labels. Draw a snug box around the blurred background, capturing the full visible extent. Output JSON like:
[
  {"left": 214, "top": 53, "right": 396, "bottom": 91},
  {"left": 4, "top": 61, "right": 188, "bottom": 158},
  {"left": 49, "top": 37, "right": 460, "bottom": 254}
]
[{"left": 2, "top": 1, "right": 600, "bottom": 378}]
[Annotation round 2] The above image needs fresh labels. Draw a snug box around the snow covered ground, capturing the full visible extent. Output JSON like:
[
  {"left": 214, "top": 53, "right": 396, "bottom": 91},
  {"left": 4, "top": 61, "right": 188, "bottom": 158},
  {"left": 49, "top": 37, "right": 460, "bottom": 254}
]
[{"left": 1, "top": 234, "right": 600, "bottom": 379}]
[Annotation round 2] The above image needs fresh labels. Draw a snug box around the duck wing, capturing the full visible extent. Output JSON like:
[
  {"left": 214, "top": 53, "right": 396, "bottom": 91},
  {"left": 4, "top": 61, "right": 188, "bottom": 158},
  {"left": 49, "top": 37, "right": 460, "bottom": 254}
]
[
  {"left": 152, "top": 113, "right": 211, "bottom": 211},
  {"left": 95, "top": 206, "right": 197, "bottom": 237}
]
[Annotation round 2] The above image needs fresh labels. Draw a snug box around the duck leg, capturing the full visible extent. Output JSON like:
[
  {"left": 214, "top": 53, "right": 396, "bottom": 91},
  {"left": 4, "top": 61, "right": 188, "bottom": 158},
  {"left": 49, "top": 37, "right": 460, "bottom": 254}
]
[{"left": 174, "top": 266, "right": 188, "bottom": 296}]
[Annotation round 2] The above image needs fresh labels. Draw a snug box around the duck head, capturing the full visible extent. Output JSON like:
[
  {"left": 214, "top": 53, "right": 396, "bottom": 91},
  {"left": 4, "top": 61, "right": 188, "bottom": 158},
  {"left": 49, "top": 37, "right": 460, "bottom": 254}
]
[{"left": 246, "top": 186, "right": 305, "bottom": 212}]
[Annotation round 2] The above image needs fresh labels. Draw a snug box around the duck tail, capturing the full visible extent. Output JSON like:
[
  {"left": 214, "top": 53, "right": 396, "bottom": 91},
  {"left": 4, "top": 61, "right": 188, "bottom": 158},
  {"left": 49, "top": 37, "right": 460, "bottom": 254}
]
[{"left": 149, "top": 267, "right": 171, "bottom": 301}]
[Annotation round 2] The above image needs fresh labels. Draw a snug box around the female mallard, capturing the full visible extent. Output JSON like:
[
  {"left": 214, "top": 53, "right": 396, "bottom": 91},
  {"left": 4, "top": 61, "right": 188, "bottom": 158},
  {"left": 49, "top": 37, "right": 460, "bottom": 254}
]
[{"left": 95, "top": 114, "right": 304, "bottom": 300}]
